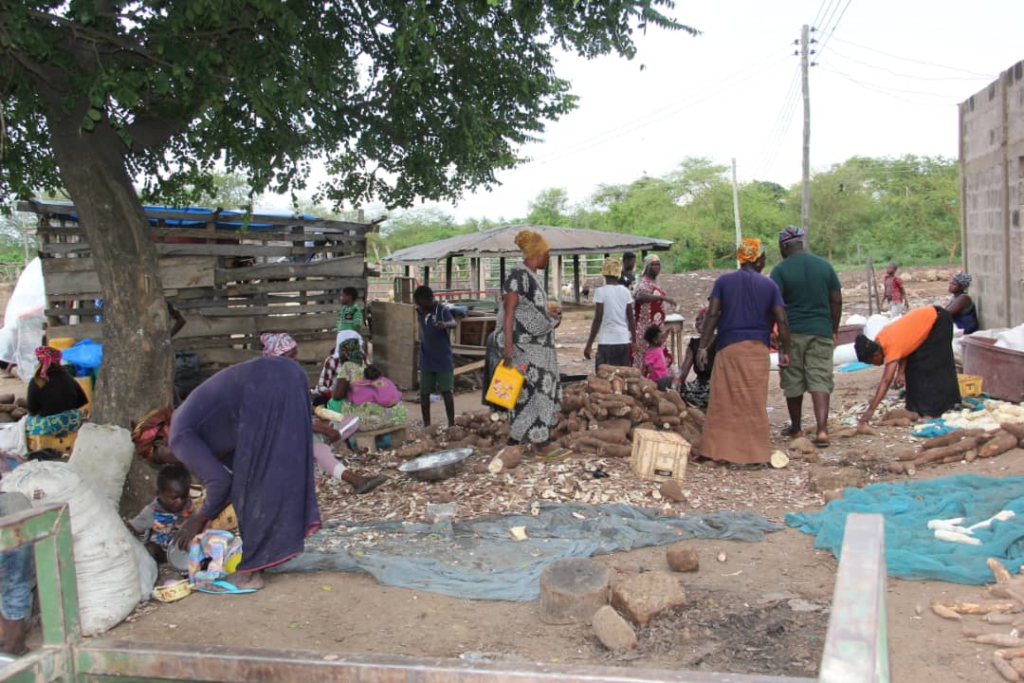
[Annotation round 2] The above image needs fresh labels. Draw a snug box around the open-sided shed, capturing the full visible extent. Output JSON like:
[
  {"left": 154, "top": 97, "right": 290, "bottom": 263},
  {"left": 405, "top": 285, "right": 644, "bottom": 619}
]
[
  {"left": 384, "top": 224, "right": 673, "bottom": 303},
  {"left": 19, "top": 199, "right": 374, "bottom": 381}
]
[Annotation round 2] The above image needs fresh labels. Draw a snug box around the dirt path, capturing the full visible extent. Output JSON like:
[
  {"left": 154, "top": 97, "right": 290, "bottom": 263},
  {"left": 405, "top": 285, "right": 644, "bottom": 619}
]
[
  {"left": 32, "top": 262, "right": 1003, "bottom": 679},
  {"left": 111, "top": 364, "right": 1024, "bottom": 682}
]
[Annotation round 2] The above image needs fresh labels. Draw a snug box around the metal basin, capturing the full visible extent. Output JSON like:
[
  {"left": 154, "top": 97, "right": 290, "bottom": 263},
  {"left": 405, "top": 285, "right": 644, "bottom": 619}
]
[{"left": 399, "top": 448, "right": 473, "bottom": 482}]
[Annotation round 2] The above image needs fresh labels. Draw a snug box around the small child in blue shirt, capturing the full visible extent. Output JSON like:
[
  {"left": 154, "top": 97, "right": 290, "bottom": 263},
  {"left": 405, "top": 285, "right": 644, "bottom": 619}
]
[
  {"left": 414, "top": 285, "right": 456, "bottom": 427},
  {"left": 128, "top": 464, "right": 194, "bottom": 572}
]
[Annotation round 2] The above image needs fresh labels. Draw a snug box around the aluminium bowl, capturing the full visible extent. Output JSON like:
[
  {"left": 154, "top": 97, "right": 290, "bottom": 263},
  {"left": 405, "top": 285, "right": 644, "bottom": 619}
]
[{"left": 398, "top": 447, "right": 473, "bottom": 482}]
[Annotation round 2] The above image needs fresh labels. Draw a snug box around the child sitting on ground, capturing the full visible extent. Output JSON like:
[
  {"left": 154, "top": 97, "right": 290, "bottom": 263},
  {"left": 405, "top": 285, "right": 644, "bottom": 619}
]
[
  {"left": 336, "top": 287, "right": 364, "bottom": 333},
  {"left": 642, "top": 325, "right": 675, "bottom": 390},
  {"left": 128, "top": 464, "right": 194, "bottom": 572}
]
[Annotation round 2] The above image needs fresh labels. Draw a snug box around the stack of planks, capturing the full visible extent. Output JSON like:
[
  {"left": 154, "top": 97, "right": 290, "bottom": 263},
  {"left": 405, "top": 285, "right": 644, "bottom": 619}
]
[{"left": 21, "top": 200, "right": 375, "bottom": 382}]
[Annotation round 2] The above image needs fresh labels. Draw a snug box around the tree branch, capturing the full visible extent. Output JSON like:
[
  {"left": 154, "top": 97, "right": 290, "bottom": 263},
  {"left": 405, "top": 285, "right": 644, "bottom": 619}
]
[{"left": 124, "top": 115, "right": 187, "bottom": 152}]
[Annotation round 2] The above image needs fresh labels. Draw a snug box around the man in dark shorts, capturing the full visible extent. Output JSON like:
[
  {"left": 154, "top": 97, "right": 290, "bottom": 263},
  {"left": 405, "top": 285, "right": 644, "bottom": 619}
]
[
  {"left": 414, "top": 286, "right": 456, "bottom": 427},
  {"left": 770, "top": 225, "right": 842, "bottom": 446}
]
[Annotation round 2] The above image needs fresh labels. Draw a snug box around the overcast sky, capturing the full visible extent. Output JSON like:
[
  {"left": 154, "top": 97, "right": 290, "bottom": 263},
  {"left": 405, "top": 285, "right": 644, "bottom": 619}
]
[{"left": 391, "top": 0, "right": 1023, "bottom": 223}]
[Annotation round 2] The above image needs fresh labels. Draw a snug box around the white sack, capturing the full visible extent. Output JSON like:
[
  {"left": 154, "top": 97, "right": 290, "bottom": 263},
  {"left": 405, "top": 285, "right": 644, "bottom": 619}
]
[
  {"left": 68, "top": 424, "right": 134, "bottom": 507},
  {"left": 1, "top": 461, "right": 141, "bottom": 635}
]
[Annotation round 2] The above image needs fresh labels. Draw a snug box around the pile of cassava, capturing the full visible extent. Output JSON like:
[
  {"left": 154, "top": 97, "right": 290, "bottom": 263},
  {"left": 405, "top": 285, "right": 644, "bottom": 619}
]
[
  {"left": 552, "top": 364, "right": 704, "bottom": 459},
  {"left": 886, "top": 421, "right": 1024, "bottom": 475},
  {"left": 0, "top": 394, "right": 27, "bottom": 423},
  {"left": 390, "top": 365, "right": 704, "bottom": 462}
]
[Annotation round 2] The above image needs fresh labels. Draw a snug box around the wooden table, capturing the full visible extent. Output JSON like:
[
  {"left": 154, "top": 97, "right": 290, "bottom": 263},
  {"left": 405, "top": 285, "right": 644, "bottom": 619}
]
[{"left": 663, "top": 316, "right": 686, "bottom": 365}]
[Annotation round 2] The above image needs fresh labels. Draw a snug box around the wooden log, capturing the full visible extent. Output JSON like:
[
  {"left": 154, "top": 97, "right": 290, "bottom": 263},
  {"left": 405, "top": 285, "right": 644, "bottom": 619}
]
[
  {"left": 487, "top": 447, "right": 523, "bottom": 474},
  {"left": 1001, "top": 423, "right": 1024, "bottom": 444},
  {"left": 539, "top": 559, "right": 611, "bottom": 625},
  {"left": 600, "top": 443, "right": 633, "bottom": 458},
  {"left": 912, "top": 437, "right": 979, "bottom": 466},
  {"left": 920, "top": 429, "right": 987, "bottom": 450},
  {"left": 979, "top": 431, "right": 1020, "bottom": 459}
]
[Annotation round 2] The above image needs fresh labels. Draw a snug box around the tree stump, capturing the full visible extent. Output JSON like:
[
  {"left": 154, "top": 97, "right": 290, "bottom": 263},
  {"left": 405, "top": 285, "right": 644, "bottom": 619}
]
[{"left": 539, "top": 558, "right": 610, "bottom": 625}]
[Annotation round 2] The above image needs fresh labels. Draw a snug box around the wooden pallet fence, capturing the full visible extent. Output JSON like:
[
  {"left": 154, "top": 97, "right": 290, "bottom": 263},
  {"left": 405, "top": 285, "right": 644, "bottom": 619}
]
[{"left": 21, "top": 200, "right": 373, "bottom": 382}]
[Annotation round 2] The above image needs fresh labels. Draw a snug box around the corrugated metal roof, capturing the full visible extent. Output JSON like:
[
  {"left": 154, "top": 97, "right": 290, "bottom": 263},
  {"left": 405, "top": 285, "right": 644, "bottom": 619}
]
[{"left": 384, "top": 224, "right": 673, "bottom": 266}]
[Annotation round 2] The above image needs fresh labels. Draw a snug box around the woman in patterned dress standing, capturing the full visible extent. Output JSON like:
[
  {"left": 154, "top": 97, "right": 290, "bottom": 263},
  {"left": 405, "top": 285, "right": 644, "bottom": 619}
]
[
  {"left": 489, "top": 230, "right": 563, "bottom": 456},
  {"left": 632, "top": 254, "right": 677, "bottom": 368}
]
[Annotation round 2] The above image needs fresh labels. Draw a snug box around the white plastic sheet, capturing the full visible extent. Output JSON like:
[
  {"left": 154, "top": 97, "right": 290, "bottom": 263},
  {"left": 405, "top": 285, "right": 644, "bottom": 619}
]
[{"left": 0, "top": 258, "right": 46, "bottom": 380}]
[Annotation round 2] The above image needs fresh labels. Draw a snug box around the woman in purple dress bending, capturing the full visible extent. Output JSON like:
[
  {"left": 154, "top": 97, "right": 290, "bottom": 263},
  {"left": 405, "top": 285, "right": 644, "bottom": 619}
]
[{"left": 131, "top": 356, "right": 320, "bottom": 591}]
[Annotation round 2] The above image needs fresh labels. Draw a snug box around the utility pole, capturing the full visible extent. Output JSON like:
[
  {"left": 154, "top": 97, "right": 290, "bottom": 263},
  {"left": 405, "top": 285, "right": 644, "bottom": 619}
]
[
  {"left": 731, "top": 157, "right": 742, "bottom": 267},
  {"left": 800, "top": 24, "right": 811, "bottom": 235}
]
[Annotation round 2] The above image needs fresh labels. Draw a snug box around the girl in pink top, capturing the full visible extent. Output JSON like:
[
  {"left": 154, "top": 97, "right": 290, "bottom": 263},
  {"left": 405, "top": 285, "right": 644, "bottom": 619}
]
[{"left": 642, "top": 325, "right": 674, "bottom": 389}]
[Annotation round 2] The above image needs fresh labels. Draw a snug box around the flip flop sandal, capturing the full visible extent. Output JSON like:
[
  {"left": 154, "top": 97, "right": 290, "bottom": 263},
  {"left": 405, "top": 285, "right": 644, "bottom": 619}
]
[
  {"left": 781, "top": 426, "right": 804, "bottom": 438},
  {"left": 534, "top": 447, "right": 573, "bottom": 461},
  {"left": 813, "top": 438, "right": 831, "bottom": 449},
  {"left": 195, "top": 579, "right": 257, "bottom": 595}
]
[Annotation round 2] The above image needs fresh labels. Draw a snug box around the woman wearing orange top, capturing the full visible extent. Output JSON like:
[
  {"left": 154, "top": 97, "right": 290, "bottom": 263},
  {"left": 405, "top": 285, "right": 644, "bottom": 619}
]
[{"left": 854, "top": 305, "right": 960, "bottom": 424}]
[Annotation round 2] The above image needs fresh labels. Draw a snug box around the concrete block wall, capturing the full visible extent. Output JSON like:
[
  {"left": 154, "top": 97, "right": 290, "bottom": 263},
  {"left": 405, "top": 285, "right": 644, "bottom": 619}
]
[{"left": 960, "top": 61, "right": 1024, "bottom": 328}]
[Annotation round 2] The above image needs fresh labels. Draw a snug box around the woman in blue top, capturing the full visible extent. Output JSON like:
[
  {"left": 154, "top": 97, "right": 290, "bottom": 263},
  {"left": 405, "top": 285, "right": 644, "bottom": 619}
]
[{"left": 946, "top": 272, "right": 979, "bottom": 335}]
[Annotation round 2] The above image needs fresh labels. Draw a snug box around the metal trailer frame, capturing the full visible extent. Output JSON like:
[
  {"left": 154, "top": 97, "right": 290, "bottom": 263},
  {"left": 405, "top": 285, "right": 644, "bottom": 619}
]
[{"left": 0, "top": 504, "right": 888, "bottom": 683}]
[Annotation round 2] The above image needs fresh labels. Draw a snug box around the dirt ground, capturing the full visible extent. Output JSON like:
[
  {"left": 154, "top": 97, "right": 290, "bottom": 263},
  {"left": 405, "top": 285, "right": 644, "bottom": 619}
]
[{"left": 7, "top": 265, "right": 1013, "bottom": 679}]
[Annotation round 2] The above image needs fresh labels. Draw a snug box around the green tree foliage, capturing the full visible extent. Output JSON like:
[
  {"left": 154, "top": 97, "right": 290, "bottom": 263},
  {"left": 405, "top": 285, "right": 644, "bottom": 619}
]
[
  {"left": 376, "top": 155, "right": 960, "bottom": 273},
  {"left": 0, "top": 0, "right": 693, "bottom": 425},
  {"left": 526, "top": 188, "right": 573, "bottom": 226}
]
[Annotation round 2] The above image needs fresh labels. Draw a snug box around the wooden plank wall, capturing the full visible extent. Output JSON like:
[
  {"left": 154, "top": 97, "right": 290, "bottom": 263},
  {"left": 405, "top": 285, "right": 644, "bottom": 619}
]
[
  {"left": 370, "top": 301, "right": 419, "bottom": 390},
  {"left": 24, "top": 201, "right": 371, "bottom": 382}
]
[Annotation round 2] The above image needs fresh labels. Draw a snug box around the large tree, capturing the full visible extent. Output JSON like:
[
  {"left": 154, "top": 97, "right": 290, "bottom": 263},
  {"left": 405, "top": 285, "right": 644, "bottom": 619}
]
[{"left": 0, "top": 0, "right": 693, "bottom": 426}]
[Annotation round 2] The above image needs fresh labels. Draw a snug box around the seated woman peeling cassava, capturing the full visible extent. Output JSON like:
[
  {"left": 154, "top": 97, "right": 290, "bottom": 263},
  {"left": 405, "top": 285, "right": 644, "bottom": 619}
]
[{"left": 131, "top": 356, "right": 321, "bottom": 592}]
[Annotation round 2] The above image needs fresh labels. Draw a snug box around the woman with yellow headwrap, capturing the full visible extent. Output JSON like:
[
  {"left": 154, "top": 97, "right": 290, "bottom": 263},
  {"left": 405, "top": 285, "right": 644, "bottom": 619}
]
[
  {"left": 694, "top": 238, "right": 792, "bottom": 466},
  {"left": 486, "top": 230, "right": 563, "bottom": 456},
  {"left": 632, "top": 254, "right": 677, "bottom": 368}
]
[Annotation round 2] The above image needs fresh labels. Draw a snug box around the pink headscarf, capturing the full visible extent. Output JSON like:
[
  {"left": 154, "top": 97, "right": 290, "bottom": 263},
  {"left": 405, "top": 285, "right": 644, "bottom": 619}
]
[
  {"left": 35, "top": 346, "right": 62, "bottom": 381},
  {"left": 260, "top": 332, "right": 297, "bottom": 357}
]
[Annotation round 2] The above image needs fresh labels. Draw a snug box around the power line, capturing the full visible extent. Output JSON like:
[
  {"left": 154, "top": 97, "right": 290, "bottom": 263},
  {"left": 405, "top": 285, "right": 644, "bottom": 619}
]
[
  {"left": 815, "top": 0, "right": 853, "bottom": 57},
  {"left": 818, "top": 62, "right": 959, "bottom": 106},
  {"left": 830, "top": 37, "right": 996, "bottom": 78},
  {"left": 827, "top": 47, "right": 992, "bottom": 82},
  {"left": 504, "top": 49, "right": 794, "bottom": 173},
  {"left": 759, "top": 67, "right": 802, "bottom": 177},
  {"left": 810, "top": 0, "right": 839, "bottom": 33}
]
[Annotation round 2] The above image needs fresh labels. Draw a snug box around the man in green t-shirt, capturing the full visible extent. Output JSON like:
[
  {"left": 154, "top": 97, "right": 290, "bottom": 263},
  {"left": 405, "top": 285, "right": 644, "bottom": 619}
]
[{"left": 769, "top": 226, "right": 842, "bottom": 446}]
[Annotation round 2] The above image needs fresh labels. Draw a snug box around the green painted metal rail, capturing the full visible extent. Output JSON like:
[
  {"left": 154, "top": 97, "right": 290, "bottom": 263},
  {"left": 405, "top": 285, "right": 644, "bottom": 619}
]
[{"left": 0, "top": 504, "right": 888, "bottom": 682}]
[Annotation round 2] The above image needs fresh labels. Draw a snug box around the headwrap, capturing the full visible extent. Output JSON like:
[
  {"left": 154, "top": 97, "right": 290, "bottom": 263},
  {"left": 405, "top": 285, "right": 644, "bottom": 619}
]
[
  {"left": 513, "top": 230, "right": 549, "bottom": 261},
  {"left": 131, "top": 406, "right": 173, "bottom": 458},
  {"left": 339, "top": 338, "right": 366, "bottom": 364},
  {"left": 643, "top": 254, "right": 660, "bottom": 267},
  {"left": 333, "top": 330, "right": 364, "bottom": 358},
  {"left": 736, "top": 238, "right": 765, "bottom": 264},
  {"left": 854, "top": 334, "right": 882, "bottom": 364},
  {"left": 260, "top": 332, "right": 296, "bottom": 357},
  {"left": 602, "top": 258, "right": 622, "bottom": 278},
  {"left": 778, "top": 225, "right": 805, "bottom": 245},
  {"left": 35, "top": 346, "right": 62, "bottom": 381},
  {"left": 952, "top": 272, "right": 972, "bottom": 290}
]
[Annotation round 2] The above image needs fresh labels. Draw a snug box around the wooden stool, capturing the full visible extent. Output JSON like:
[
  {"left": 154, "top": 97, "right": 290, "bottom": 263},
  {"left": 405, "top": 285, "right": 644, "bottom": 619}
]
[{"left": 353, "top": 425, "right": 408, "bottom": 453}]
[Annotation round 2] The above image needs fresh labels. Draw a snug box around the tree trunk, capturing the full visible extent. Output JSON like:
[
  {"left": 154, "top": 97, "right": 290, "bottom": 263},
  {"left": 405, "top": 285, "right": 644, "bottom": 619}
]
[{"left": 42, "top": 100, "right": 174, "bottom": 511}]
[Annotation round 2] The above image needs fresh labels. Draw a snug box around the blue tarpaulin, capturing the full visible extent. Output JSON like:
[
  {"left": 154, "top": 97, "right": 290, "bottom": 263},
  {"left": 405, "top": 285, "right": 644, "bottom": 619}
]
[
  {"left": 787, "top": 475, "right": 1024, "bottom": 584},
  {"left": 273, "top": 503, "right": 780, "bottom": 600}
]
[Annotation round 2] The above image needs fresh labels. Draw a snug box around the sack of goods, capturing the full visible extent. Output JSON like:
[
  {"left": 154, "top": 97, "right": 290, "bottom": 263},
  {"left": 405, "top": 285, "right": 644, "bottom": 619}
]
[{"left": 1, "top": 461, "right": 145, "bottom": 635}]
